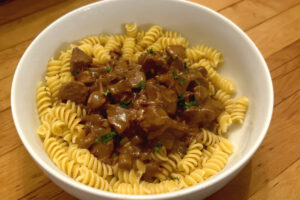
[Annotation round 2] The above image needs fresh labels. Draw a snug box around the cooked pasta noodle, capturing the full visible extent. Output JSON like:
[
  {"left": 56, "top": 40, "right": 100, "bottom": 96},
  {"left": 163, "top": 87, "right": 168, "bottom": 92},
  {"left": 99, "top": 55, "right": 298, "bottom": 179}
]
[
  {"left": 36, "top": 23, "right": 249, "bottom": 195},
  {"left": 125, "top": 23, "right": 138, "bottom": 38}
]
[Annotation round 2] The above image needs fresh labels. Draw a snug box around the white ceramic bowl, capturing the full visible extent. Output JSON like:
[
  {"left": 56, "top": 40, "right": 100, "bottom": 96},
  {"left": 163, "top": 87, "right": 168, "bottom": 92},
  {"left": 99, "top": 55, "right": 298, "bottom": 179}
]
[{"left": 11, "top": 0, "right": 273, "bottom": 199}]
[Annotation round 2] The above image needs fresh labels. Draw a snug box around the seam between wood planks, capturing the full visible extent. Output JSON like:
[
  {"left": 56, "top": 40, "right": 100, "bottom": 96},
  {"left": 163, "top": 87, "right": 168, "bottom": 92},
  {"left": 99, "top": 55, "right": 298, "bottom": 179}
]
[
  {"left": 0, "top": 0, "right": 70, "bottom": 27},
  {"left": 272, "top": 65, "right": 300, "bottom": 81},
  {"left": 218, "top": 0, "right": 244, "bottom": 12},
  {"left": 270, "top": 54, "right": 300, "bottom": 73},
  {"left": 274, "top": 88, "right": 300, "bottom": 108},
  {"left": 17, "top": 181, "right": 52, "bottom": 200},
  {"left": 248, "top": 156, "right": 300, "bottom": 199},
  {"left": 244, "top": 2, "right": 300, "bottom": 32}
]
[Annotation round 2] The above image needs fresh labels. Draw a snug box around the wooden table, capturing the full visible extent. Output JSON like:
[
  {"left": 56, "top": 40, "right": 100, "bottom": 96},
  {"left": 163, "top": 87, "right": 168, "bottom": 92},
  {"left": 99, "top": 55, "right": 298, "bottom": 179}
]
[{"left": 0, "top": 0, "right": 299, "bottom": 199}]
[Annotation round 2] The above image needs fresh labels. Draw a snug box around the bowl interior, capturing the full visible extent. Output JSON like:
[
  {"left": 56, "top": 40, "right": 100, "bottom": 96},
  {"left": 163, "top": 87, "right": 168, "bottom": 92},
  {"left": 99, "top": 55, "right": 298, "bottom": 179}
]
[{"left": 11, "top": 0, "right": 273, "bottom": 199}]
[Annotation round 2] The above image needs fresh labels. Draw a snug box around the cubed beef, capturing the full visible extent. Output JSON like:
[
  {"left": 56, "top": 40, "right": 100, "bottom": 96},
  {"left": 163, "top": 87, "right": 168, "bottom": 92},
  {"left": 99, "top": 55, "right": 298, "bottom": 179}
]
[
  {"left": 87, "top": 91, "right": 106, "bottom": 110},
  {"left": 70, "top": 47, "right": 92, "bottom": 73},
  {"left": 106, "top": 105, "right": 136, "bottom": 134},
  {"left": 166, "top": 45, "right": 186, "bottom": 60},
  {"left": 76, "top": 71, "right": 95, "bottom": 85},
  {"left": 59, "top": 81, "right": 89, "bottom": 104}
]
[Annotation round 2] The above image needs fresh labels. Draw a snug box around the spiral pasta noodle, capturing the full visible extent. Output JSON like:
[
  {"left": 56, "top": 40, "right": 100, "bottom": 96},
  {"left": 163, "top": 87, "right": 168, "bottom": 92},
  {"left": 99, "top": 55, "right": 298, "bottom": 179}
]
[
  {"left": 93, "top": 44, "right": 111, "bottom": 64},
  {"left": 177, "top": 142, "right": 203, "bottom": 174},
  {"left": 231, "top": 96, "right": 249, "bottom": 124},
  {"left": 139, "top": 25, "right": 163, "bottom": 48},
  {"left": 36, "top": 82, "right": 52, "bottom": 118},
  {"left": 76, "top": 166, "right": 112, "bottom": 191},
  {"left": 121, "top": 37, "right": 135, "bottom": 61},
  {"left": 125, "top": 23, "right": 138, "bottom": 38},
  {"left": 77, "top": 150, "right": 113, "bottom": 179},
  {"left": 36, "top": 23, "right": 249, "bottom": 195}
]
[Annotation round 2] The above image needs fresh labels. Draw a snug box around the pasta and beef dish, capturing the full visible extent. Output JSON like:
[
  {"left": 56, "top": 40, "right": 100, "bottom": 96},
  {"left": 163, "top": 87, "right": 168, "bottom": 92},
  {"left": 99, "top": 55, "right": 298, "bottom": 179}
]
[{"left": 36, "top": 24, "right": 249, "bottom": 194}]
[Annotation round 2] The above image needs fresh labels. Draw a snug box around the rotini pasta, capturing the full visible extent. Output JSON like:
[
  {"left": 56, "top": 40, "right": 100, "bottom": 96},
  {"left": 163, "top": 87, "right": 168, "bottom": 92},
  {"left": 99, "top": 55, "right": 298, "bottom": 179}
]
[
  {"left": 125, "top": 23, "right": 138, "bottom": 38},
  {"left": 36, "top": 23, "right": 249, "bottom": 195}
]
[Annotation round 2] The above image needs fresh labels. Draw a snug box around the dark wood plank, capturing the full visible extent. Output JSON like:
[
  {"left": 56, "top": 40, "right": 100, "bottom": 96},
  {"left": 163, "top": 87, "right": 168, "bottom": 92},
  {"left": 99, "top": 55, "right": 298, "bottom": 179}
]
[{"left": 0, "top": 0, "right": 65, "bottom": 25}]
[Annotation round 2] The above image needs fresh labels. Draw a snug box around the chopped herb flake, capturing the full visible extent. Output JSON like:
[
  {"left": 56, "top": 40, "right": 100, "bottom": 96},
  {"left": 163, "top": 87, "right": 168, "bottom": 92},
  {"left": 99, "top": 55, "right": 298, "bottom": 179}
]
[
  {"left": 184, "top": 146, "right": 188, "bottom": 155},
  {"left": 72, "top": 71, "right": 79, "bottom": 76},
  {"left": 184, "top": 100, "right": 198, "bottom": 109},
  {"left": 104, "top": 88, "right": 110, "bottom": 96},
  {"left": 184, "top": 62, "right": 189, "bottom": 70},
  {"left": 172, "top": 70, "right": 179, "bottom": 79},
  {"left": 138, "top": 81, "right": 146, "bottom": 89},
  {"left": 120, "top": 98, "right": 133, "bottom": 108},
  {"left": 173, "top": 54, "right": 178, "bottom": 60},
  {"left": 147, "top": 48, "right": 156, "bottom": 55},
  {"left": 195, "top": 80, "right": 201, "bottom": 86},
  {"left": 94, "top": 138, "right": 99, "bottom": 144},
  {"left": 171, "top": 177, "right": 179, "bottom": 181},
  {"left": 178, "top": 77, "right": 185, "bottom": 86},
  {"left": 101, "top": 131, "right": 117, "bottom": 144},
  {"left": 177, "top": 94, "right": 185, "bottom": 109},
  {"left": 106, "top": 66, "right": 112, "bottom": 73},
  {"left": 154, "top": 141, "right": 163, "bottom": 153}
]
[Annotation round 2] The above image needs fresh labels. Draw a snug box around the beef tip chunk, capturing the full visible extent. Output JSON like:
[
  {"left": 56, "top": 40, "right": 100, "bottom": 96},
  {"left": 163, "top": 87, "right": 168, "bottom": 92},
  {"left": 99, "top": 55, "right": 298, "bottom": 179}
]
[
  {"left": 165, "top": 119, "right": 190, "bottom": 139},
  {"left": 196, "top": 66, "right": 208, "bottom": 77},
  {"left": 138, "top": 52, "right": 169, "bottom": 75},
  {"left": 182, "top": 100, "right": 224, "bottom": 128},
  {"left": 77, "top": 131, "right": 96, "bottom": 149},
  {"left": 118, "top": 153, "right": 133, "bottom": 170},
  {"left": 83, "top": 115, "right": 111, "bottom": 138},
  {"left": 205, "top": 99, "right": 224, "bottom": 116},
  {"left": 185, "top": 70, "right": 209, "bottom": 92},
  {"left": 166, "top": 45, "right": 186, "bottom": 60},
  {"left": 59, "top": 81, "right": 89, "bottom": 104},
  {"left": 87, "top": 91, "right": 106, "bottom": 110},
  {"left": 142, "top": 162, "right": 160, "bottom": 182},
  {"left": 158, "top": 132, "right": 175, "bottom": 150},
  {"left": 108, "top": 79, "right": 132, "bottom": 101},
  {"left": 75, "top": 71, "right": 95, "bottom": 85},
  {"left": 70, "top": 47, "right": 92, "bottom": 73},
  {"left": 126, "top": 68, "right": 146, "bottom": 88},
  {"left": 194, "top": 85, "right": 209, "bottom": 104},
  {"left": 170, "top": 57, "right": 185, "bottom": 71},
  {"left": 159, "top": 86, "right": 177, "bottom": 115},
  {"left": 106, "top": 104, "right": 136, "bottom": 135},
  {"left": 138, "top": 105, "right": 170, "bottom": 140},
  {"left": 89, "top": 65, "right": 108, "bottom": 78},
  {"left": 155, "top": 72, "right": 175, "bottom": 88},
  {"left": 90, "top": 140, "right": 114, "bottom": 164}
]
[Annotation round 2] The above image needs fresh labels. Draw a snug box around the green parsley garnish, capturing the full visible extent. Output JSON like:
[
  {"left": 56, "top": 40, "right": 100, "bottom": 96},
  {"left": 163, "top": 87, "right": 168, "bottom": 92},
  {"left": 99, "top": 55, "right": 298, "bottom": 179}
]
[
  {"left": 72, "top": 71, "right": 79, "bottom": 76},
  {"left": 173, "top": 54, "right": 178, "bottom": 60},
  {"left": 171, "top": 177, "right": 179, "bottom": 181},
  {"left": 104, "top": 88, "right": 110, "bottom": 96},
  {"left": 184, "top": 62, "right": 189, "bottom": 70},
  {"left": 138, "top": 81, "right": 146, "bottom": 89},
  {"left": 195, "top": 80, "right": 201, "bottom": 86},
  {"left": 147, "top": 48, "right": 156, "bottom": 55},
  {"left": 120, "top": 98, "right": 133, "bottom": 108},
  {"left": 106, "top": 66, "right": 112, "bottom": 73},
  {"left": 177, "top": 94, "right": 185, "bottom": 108},
  {"left": 183, "top": 146, "right": 188, "bottom": 155},
  {"left": 101, "top": 131, "right": 117, "bottom": 144},
  {"left": 184, "top": 100, "right": 198, "bottom": 109},
  {"left": 172, "top": 70, "right": 179, "bottom": 79},
  {"left": 94, "top": 138, "right": 99, "bottom": 144},
  {"left": 153, "top": 141, "right": 163, "bottom": 153},
  {"left": 178, "top": 77, "right": 185, "bottom": 86}
]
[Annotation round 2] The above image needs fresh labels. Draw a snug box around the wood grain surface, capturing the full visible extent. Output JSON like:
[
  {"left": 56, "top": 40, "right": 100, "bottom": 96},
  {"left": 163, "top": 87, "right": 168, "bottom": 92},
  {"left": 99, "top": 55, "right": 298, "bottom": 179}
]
[{"left": 0, "top": 0, "right": 299, "bottom": 199}]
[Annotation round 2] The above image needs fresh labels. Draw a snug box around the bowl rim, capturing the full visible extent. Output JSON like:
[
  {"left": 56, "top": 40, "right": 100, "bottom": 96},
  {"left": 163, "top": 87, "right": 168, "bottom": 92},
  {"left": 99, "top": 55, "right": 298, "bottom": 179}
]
[{"left": 11, "top": 0, "right": 274, "bottom": 199}]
